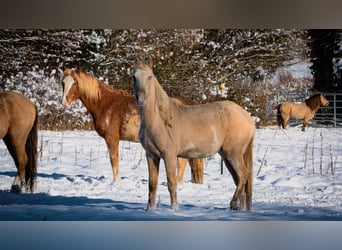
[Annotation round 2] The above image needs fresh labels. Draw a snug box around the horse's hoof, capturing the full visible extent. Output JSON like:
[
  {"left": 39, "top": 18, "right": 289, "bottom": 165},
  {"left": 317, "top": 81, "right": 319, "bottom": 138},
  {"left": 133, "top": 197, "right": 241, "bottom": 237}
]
[
  {"left": 230, "top": 201, "right": 241, "bottom": 210},
  {"left": 11, "top": 184, "right": 22, "bottom": 194},
  {"left": 171, "top": 203, "right": 179, "bottom": 211},
  {"left": 146, "top": 204, "right": 156, "bottom": 211}
]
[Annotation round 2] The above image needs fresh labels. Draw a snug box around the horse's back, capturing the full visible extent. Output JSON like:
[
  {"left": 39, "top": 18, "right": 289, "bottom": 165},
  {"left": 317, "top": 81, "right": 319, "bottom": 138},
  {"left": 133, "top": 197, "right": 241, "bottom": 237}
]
[
  {"left": 180, "top": 100, "right": 254, "bottom": 129},
  {"left": 0, "top": 91, "right": 36, "bottom": 133},
  {"left": 178, "top": 100, "right": 255, "bottom": 149},
  {"left": 219, "top": 100, "right": 255, "bottom": 142},
  {"left": 280, "top": 101, "right": 307, "bottom": 119},
  {"left": 0, "top": 90, "right": 35, "bottom": 108},
  {"left": 206, "top": 100, "right": 254, "bottom": 129}
]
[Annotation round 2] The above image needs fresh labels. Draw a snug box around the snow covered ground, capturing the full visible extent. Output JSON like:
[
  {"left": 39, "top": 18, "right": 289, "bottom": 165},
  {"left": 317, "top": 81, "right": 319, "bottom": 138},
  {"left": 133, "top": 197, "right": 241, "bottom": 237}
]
[{"left": 0, "top": 126, "right": 341, "bottom": 221}]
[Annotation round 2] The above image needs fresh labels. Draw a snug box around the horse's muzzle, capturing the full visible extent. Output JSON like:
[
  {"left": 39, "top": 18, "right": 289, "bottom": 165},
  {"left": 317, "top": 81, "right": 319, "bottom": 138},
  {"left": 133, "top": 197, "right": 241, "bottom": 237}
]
[
  {"left": 135, "top": 93, "right": 146, "bottom": 107},
  {"left": 62, "top": 99, "right": 71, "bottom": 109}
]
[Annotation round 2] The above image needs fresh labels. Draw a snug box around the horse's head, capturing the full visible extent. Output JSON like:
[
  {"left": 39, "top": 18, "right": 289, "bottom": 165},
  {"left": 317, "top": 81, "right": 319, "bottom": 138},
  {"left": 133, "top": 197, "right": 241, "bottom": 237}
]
[
  {"left": 320, "top": 93, "right": 329, "bottom": 106},
  {"left": 61, "top": 68, "right": 81, "bottom": 109},
  {"left": 132, "top": 57, "right": 155, "bottom": 106}
]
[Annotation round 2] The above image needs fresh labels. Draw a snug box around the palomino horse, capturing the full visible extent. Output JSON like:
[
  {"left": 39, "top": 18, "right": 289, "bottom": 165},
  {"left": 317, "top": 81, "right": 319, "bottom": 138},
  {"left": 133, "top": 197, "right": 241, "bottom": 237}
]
[
  {"left": 0, "top": 91, "right": 38, "bottom": 193},
  {"left": 133, "top": 58, "right": 255, "bottom": 211},
  {"left": 277, "top": 93, "right": 329, "bottom": 131},
  {"left": 61, "top": 68, "right": 203, "bottom": 185}
]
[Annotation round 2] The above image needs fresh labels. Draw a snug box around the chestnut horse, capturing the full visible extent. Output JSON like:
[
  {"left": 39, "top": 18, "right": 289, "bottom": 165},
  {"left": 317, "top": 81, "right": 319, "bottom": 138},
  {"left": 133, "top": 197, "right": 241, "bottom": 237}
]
[
  {"left": 0, "top": 91, "right": 38, "bottom": 193},
  {"left": 133, "top": 58, "right": 255, "bottom": 211},
  {"left": 61, "top": 68, "right": 203, "bottom": 184},
  {"left": 277, "top": 93, "right": 329, "bottom": 131}
]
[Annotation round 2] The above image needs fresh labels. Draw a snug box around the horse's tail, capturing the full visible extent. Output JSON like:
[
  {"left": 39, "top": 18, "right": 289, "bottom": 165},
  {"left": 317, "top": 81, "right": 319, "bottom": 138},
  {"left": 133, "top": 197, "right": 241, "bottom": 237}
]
[
  {"left": 277, "top": 104, "right": 284, "bottom": 129},
  {"left": 25, "top": 105, "right": 38, "bottom": 192},
  {"left": 244, "top": 136, "right": 254, "bottom": 210}
]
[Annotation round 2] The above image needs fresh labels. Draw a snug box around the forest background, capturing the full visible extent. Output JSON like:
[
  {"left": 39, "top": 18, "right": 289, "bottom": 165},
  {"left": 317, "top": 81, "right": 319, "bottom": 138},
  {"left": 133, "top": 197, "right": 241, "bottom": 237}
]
[{"left": 0, "top": 29, "right": 341, "bottom": 130}]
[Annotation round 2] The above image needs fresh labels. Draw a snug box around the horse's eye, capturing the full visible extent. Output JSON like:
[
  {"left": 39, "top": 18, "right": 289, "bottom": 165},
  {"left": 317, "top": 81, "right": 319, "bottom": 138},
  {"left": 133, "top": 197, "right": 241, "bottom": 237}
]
[{"left": 147, "top": 75, "right": 153, "bottom": 81}]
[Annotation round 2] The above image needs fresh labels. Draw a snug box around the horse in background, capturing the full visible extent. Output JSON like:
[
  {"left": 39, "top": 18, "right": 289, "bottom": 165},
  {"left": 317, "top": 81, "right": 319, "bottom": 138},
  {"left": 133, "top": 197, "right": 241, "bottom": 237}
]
[
  {"left": 133, "top": 58, "right": 255, "bottom": 211},
  {"left": 61, "top": 68, "right": 203, "bottom": 185},
  {"left": 0, "top": 91, "right": 38, "bottom": 193},
  {"left": 277, "top": 93, "right": 329, "bottom": 131}
]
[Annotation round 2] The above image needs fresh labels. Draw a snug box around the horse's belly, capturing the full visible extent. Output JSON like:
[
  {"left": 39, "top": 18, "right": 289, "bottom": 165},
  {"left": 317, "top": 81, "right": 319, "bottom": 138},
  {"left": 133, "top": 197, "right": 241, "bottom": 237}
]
[
  {"left": 121, "top": 114, "right": 140, "bottom": 142},
  {"left": 180, "top": 141, "right": 220, "bottom": 159},
  {"left": 288, "top": 103, "right": 306, "bottom": 119},
  {"left": 179, "top": 150, "right": 214, "bottom": 159},
  {"left": 179, "top": 125, "right": 222, "bottom": 158}
]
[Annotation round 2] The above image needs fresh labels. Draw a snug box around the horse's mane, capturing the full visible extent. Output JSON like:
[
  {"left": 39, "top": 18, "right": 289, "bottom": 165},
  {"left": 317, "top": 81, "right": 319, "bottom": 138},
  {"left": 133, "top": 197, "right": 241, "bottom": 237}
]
[
  {"left": 72, "top": 70, "right": 101, "bottom": 101},
  {"left": 135, "top": 58, "right": 183, "bottom": 128},
  {"left": 153, "top": 77, "right": 176, "bottom": 128},
  {"left": 64, "top": 68, "right": 131, "bottom": 101},
  {"left": 305, "top": 93, "right": 321, "bottom": 111}
]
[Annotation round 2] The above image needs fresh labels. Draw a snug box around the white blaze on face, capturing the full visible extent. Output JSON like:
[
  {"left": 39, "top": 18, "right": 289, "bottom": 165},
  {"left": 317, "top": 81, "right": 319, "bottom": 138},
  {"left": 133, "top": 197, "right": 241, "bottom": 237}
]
[{"left": 62, "top": 75, "right": 75, "bottom": 109}]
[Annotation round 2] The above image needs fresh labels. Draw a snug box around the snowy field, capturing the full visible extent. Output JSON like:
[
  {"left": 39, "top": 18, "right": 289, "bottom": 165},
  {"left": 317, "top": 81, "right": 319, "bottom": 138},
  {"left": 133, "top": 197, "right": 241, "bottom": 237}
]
[{"left": 0, "top": 126, "right": 341, "bottom": 221}]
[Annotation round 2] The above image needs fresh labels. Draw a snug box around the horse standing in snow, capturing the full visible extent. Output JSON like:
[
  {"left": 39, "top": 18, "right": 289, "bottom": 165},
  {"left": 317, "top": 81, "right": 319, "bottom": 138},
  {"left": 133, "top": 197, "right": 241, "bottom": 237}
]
[
  {"left": 133, "top": 58, "right": 255, "bottom": 211},
  {"left": 277, "top": 93, "right": 329, "bottom": 131},
  {"left": 0, "top": 91, "right": 38, "bottom": 193}
]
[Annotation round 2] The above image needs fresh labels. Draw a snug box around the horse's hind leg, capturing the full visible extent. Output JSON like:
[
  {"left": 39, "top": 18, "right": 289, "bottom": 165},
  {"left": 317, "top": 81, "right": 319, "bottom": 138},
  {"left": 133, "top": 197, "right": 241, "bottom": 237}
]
[
  {"left": 189, "top": 158, "right": 204, "bottom": 184},
  {"left": 176, "top": 157, "right": 187, "bottom": 185},
  {"left": 3, "top": 135, "right": 27, "bottom": 193},
  {"left": 177, "top": 158, "right": 204, "bottom": 185},
  {"left": 221, "top": 153, "right": 249, "bottom": 210},
  {"left": 281, "top": 114, "right": 289, "bottom": 129}
]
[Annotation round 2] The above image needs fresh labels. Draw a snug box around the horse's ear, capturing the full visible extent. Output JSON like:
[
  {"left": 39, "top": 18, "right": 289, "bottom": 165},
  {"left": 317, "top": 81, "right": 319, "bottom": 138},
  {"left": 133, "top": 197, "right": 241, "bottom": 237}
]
[
  {"left": 76, "top": 67, "right": 83, "bottom": 75},
  {"left": 147, "top": 57, "right": 153, "bottom": 68},
  {"left": 62, "top": 67, "right": 72, "bottom": 75},
  {"left": 134, "top": 58, "right": 141, "bottom": 67}
]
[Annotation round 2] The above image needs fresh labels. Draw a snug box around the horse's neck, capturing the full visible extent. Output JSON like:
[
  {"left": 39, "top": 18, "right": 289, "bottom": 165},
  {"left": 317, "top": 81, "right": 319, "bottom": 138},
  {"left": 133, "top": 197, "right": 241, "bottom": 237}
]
[
  {"left": 308, "top": 102, "right": 320, "bottom": 112},
  {"left": 313, "top": 105, "right": 320, "bottom": 112},
  {"left": 79, "top": 83, "right": 108, "bottom": 118},
  {"left": 140, "top": 90, "right": 175, "bottom": 131},
  {"left": 140, "top": 98, "right": 159, "bottom": 124}
]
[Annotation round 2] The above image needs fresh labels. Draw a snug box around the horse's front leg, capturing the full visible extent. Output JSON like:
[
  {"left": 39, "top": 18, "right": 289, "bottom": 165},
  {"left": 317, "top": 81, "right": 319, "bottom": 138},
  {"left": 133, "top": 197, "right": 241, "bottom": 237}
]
[
  {"left": 147, "top": 155, "right": 160, "bottom": 210},
  {"left": 164, "top": 154, "right": 179, "bottom": 210},
  {"left": 282, "top": 115, "right": 289, "bottom": 129},
  {"left": 223, "top": 154, "right": 249, "bottom": 211}
]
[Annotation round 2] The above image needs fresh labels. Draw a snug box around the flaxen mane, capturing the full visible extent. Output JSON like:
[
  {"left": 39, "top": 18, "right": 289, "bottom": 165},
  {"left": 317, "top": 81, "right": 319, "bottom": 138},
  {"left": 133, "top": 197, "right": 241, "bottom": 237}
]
[
  {"left": 65, "top": 69, "right": 132, "bottom": 101},
  {"left": 305, "top": 93, "right": 321, "bottom": 111},
  {"left": 72, "top": 70, "right": 101, "bottom": 101}
]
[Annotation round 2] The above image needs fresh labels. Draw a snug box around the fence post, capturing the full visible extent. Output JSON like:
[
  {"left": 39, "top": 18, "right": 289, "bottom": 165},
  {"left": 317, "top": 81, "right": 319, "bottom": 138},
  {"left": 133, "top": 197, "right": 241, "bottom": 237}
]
[{"left": 333, "top": 93, "right": 336, "bottom": 128}]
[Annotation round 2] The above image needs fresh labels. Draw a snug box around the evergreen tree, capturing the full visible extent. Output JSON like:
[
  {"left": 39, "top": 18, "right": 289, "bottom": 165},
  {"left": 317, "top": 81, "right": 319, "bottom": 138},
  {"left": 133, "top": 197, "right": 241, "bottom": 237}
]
[{"left": 308, "top": 29, "right": 342, "bottom": 92}]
